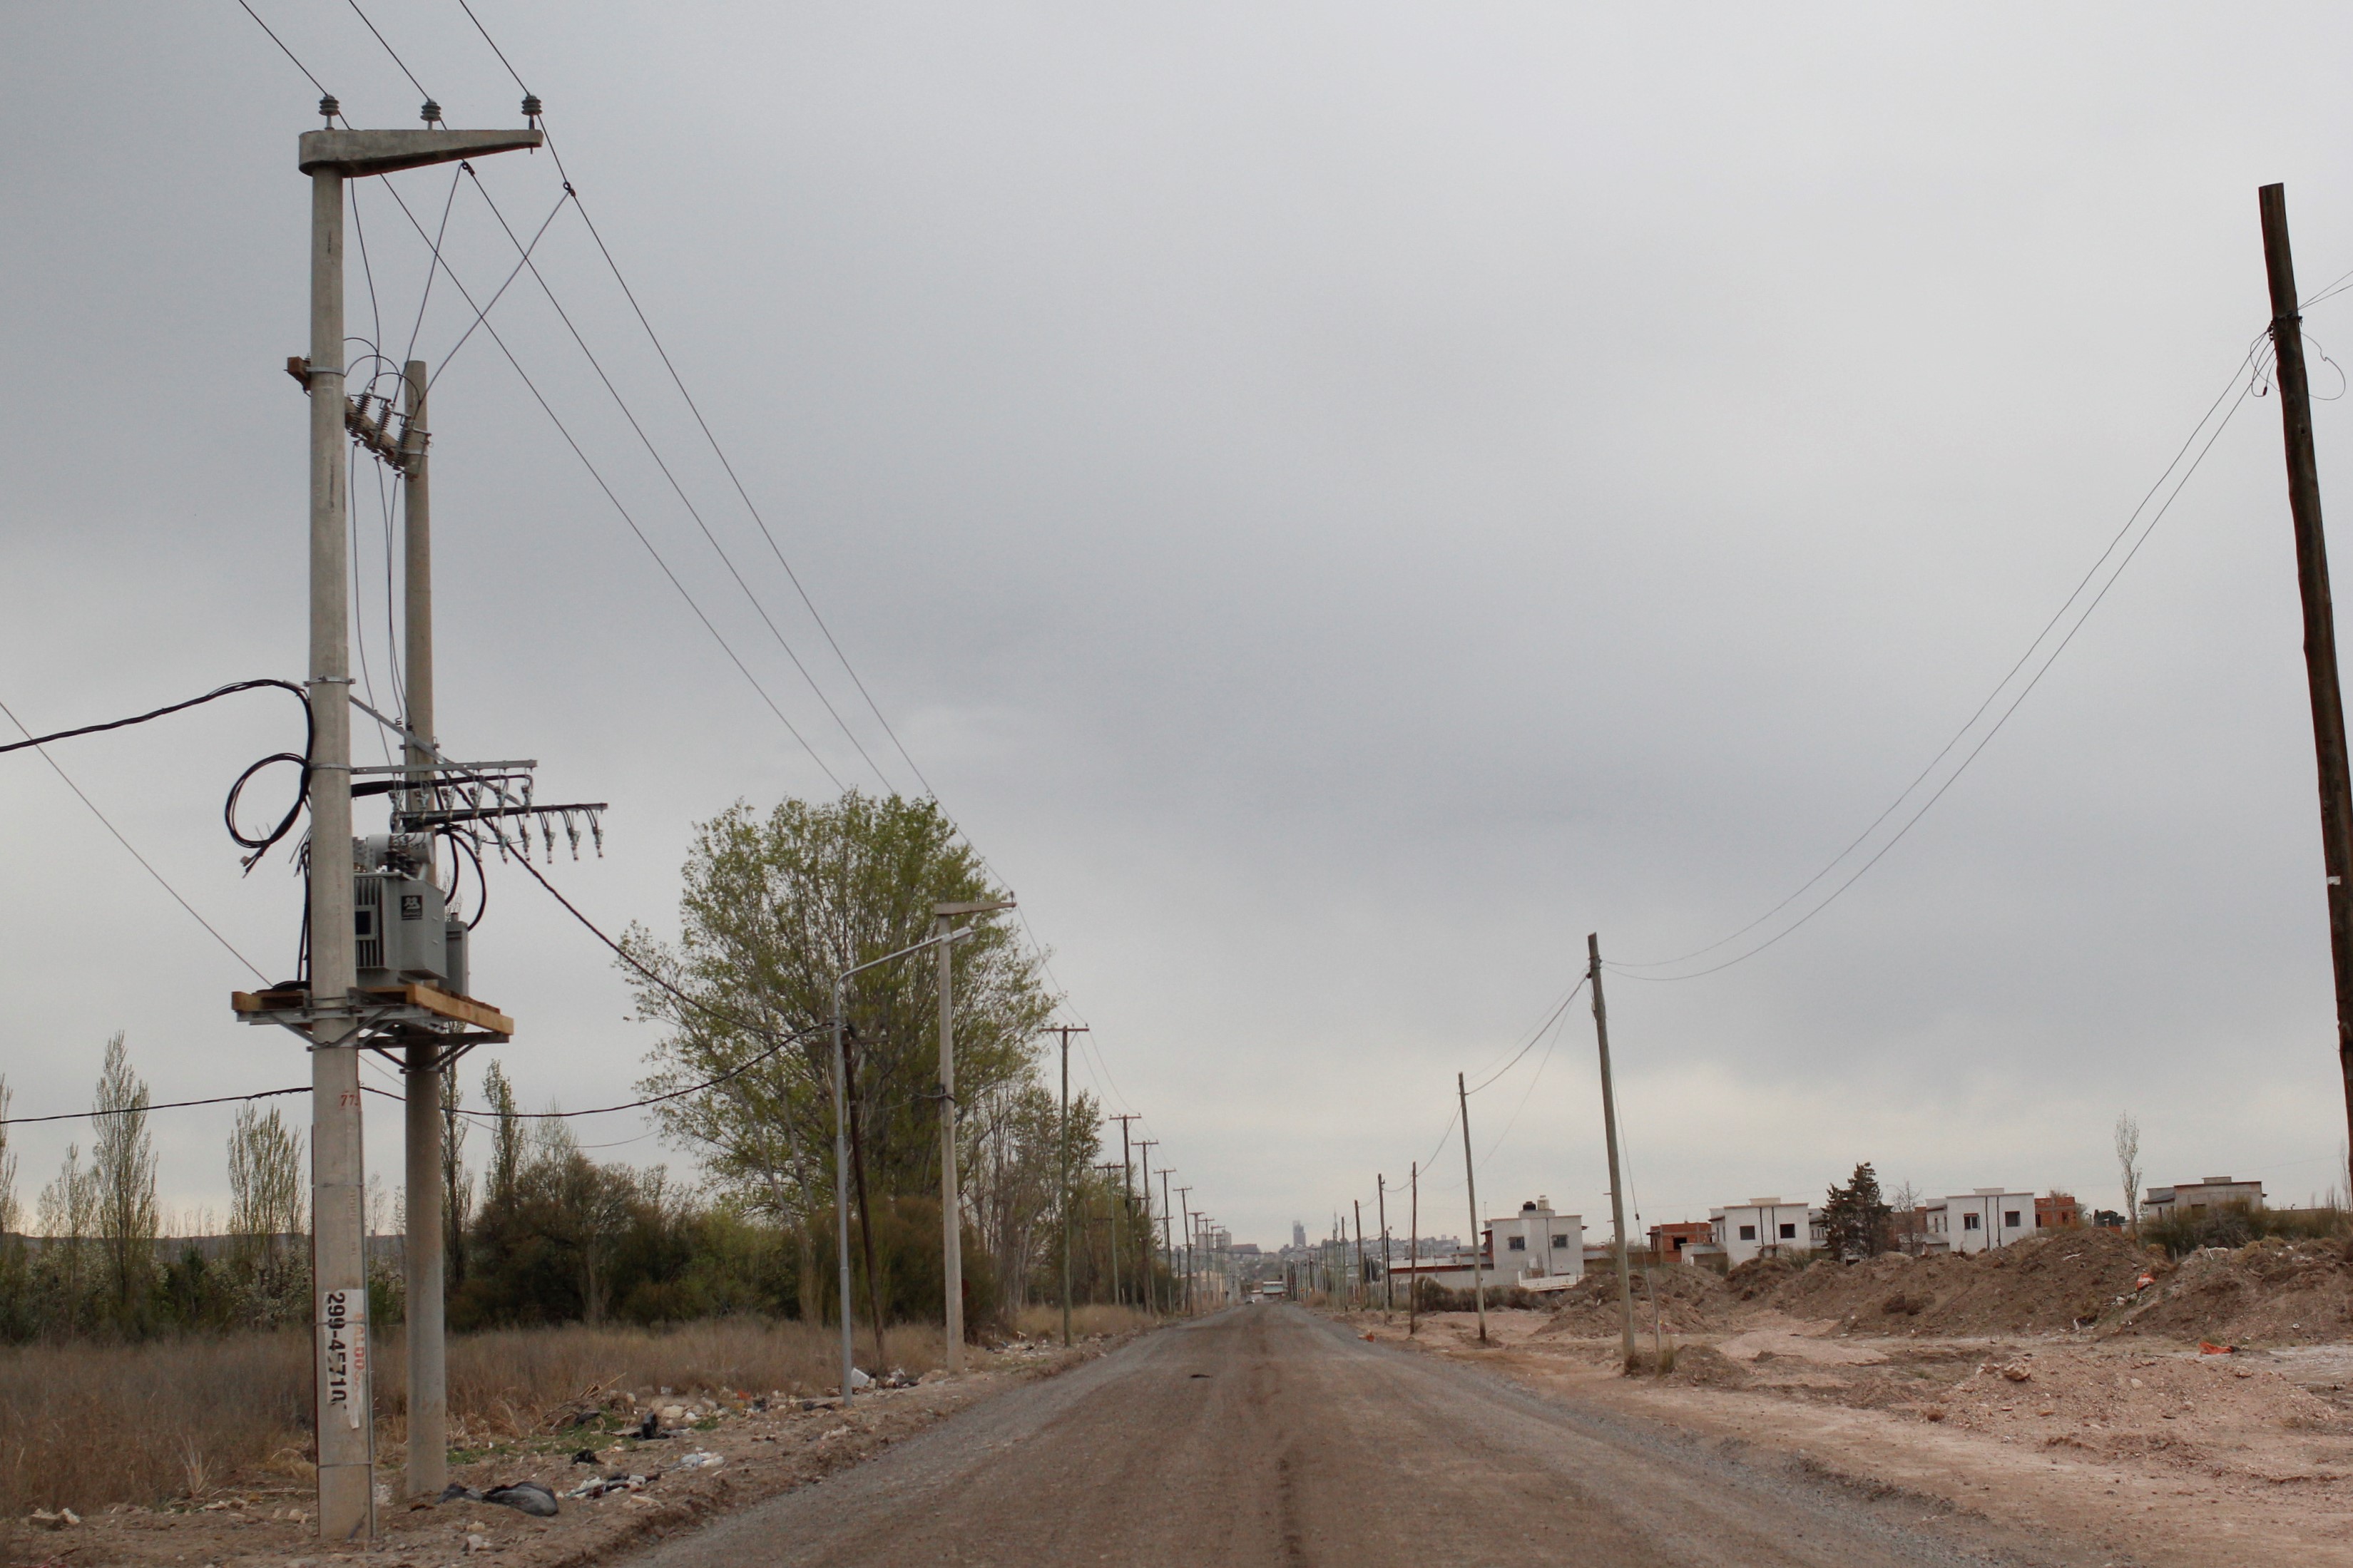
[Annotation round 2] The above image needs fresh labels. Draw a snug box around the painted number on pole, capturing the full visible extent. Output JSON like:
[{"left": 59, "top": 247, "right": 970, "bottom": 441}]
[{"left": 320, "top": 1288, "right": 369, "bottom": 1428}]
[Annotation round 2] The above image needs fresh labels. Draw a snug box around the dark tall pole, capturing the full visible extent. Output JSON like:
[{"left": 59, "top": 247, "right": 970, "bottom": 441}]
[
  {"left": 1589, "top": 933, "right": 1639, "bottom": 1372},
  {"left": 2261, "top": 183, "right": 2353, "bottom": 1192}
]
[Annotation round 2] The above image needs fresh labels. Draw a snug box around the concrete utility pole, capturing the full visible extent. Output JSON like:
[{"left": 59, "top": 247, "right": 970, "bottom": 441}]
[
  {"left": 1456, "top": 1072, "right": 1487, "bottom": 1343},
  {"left": 1377, "top": 1174, "right": 1391, "bottom": 1316},
  {"left": 1047, "top": 1025, "right": 1087, "bottom": 1346},
  {"left": 398, "top": 358, "right": 446, "bottom": 1504},
  {"left": 1134, "top": 1139, "right": 1158, "bottom": 1313},
  {"left": 932, "top": 899, "right": 1013, "bottom": 1374},
  {"left": 297, "top": 116, "right": 539, "bottom": 1543},
  {"left": 1588, "top": 933, "right": 1638, "bottom": 1372},
  {"left": 2260, "top": 184, "right": 2353, "bottom": 1194}
]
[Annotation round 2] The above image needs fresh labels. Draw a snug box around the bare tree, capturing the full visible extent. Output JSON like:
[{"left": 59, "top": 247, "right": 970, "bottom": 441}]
[
  {"left": 1886, "top": 1179, "right": 1923, "bottom": 1255},
  {"left": 2114, "top": 1112, "right": 2143, "bottom": 1235}
]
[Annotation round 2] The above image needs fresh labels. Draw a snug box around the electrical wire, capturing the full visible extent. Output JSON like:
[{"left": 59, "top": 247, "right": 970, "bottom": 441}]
[
  {"left": 402, "top": 168, "right": 464, "bottom": 371},
  {"left": 371, "top": 180, "right": 849, "bottom": 790},
  {"left": 465, "top": 168, "right": 894, "bottom": 794},
  {"left": 0, "top": 1085, "right": 305, "bottom": 1128},
  {"left": 1611, "top": 343, "right": 2264, "bottom": 981},
  {"left": 546, "top": 130, "right": 936, "bottom": 799},
  {"left": 231, "top": 0, "right": 331, "bottom": 98},
  {"left": 344, "top": 0, "right": 433, "bottom": 106},
  {"left": 0, "top": 696, "right": 272, "bottom": 983}
]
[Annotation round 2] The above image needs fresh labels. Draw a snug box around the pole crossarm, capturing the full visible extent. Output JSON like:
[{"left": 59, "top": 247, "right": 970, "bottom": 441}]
[{"left": 299, "top": 128, "right": 543, "bottom": 178}]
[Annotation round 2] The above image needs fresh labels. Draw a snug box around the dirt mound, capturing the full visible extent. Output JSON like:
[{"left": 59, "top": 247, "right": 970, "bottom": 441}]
[
  {"left": 1544, "top": 1264, "right": 1741, "bottom": 1336},
  {"left": 1759, "top": 1229, "right": 2153, "bottom": 1336},
  {"left": 2115, "top": 1236, "right": 2353, "bottom": 1345}
]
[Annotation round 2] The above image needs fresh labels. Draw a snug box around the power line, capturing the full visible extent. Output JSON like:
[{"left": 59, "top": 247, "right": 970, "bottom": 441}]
[
  {"left": 544, "top": 129, "right": 938, "bottom": 799},
  {"left": 1, "top": 1085, "right": 304, "bottom": 1129},
  {"left": 0, "top": 696, "right": 272, "bottom": 984},
  {"left": 231, "top": 0, "right": 332, "bottom": 98},
  {"left": 464, "top": 166, "right": 894, "bottom": 792},
  {"left": 371, "top": 178, "right": 849, "bottom": 791},
  {"left": 1611, "top": 342, "right": 2264, "bottom": 981},
  {"left": 344, "top": 0, "right": 432, "bottom": 106}
]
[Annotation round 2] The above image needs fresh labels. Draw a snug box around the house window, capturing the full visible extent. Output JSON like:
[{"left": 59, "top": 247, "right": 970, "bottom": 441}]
[
  {"left": 2004, "top": 1211, "right": 2021, "bottom": 1229},
  {"left": 1963, "top": 1213, "right": 1981, "bottom": 1231},
  {"left": 1507, "top": 1236, "right": 1526, "bottom": 1251},
  {"left": 1738, "top": 1224, "right": 1757, "bottom": 1241},
  {"left": 1552, "top": 1235, "right": 1570, "bottom": 1249},
  {"left": 1778, "top": 1222, "right": 1797, "bottom": 1240}
]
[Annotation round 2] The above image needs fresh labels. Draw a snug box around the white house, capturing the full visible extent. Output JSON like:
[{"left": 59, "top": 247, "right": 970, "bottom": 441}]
[
  {"left": 1386, "top": 1197, "right": 1583, "bottom": 1293},
  {"left": 1710, "top": 1198, "right": 1824, "bottom": 1266},
  {"left": 1923, "top": 1189, "right": 2034, "bottom": 1254}
]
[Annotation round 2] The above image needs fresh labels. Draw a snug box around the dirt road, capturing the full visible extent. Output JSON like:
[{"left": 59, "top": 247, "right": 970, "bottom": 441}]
[{"left": 620, "top": 1306, "right": 2086, "bottom": 1568}]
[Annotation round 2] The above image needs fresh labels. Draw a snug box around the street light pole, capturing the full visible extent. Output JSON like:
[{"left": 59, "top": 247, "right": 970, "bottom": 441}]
[{"left": 931, "top": 899, "right": 1013, "bottom": 1375}]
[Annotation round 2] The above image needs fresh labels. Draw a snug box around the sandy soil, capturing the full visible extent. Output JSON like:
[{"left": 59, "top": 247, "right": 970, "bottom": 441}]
[
  {"left": 0, "top": 1337, "right": 1108, "bottom": 1568},
  {"left": 1359, "top": 1306, "right": 2353, "bottom": 1567}
]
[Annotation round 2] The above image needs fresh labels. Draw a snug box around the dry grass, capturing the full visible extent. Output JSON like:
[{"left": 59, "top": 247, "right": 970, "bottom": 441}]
[
  {"left": 1, "top": 1318, "right": 951, "bottom": 1515},
  {"left": 1010, "top": 1303, "right": 1155, "bottom": 1339}
]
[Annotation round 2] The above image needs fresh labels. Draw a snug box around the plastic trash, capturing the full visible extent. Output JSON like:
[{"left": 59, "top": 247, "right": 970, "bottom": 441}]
[{"left": 484, "top": 1482, "right": 558, "bottom": 1518}]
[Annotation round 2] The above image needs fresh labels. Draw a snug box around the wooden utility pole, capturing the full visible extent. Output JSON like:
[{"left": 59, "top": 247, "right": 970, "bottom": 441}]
[
  {"left": 1407, "top": 1161, "right": 1419, "bottom": 1336},
  {"left": 1159, "top": 1169, "right": 1176, "bottom": 1315},
  {"left": 1098, "top": 1162, "right": 1126, "bottom": 1306},
  {"left": 1110, "top": 1115, "right": 1140, "bottom": 1308},
  {"left": 1049, "top": 1025, "right": 1086, "bottom": 1347},
  {"left": 1352, "top": 1200, "right": 1364, "bottom": 1312},
  {"left": 1177, "top": 1186, "right": 1193, "bottom": 1315},
  {"left": 1456, "top": 1072, "right": 1487, "bottom": 1343},
  {"left": 1377, "top": 1174, "right": 1391, "bottom": 1316},
  {"left": 1134, "top": 1139, "right": 1158, "bottom": 1314},
  {"left": 1588, "top": 933, "right": 1639, "bottom": 1371},
  {"left": 2260, "top": 183, "right": 2353, "bottom": 1190}
]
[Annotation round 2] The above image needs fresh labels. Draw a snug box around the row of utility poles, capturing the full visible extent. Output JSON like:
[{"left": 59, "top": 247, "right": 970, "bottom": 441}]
[
  {"left": 1311, "top": 931, "right": 1641, "bottom": 1365},
  {"left": 264, "top": 106, "right": 1232, "bottom": 1544}
]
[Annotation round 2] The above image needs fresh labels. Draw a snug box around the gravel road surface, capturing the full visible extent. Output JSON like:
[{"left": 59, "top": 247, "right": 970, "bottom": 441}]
[{"left": 620, "top": 1306, "right": 2068, "bottom": 1567}]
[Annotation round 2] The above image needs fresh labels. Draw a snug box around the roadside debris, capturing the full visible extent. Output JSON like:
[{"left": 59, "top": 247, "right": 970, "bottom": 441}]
[{"left": 483, "top": 1482, "right": 559, "bottom": 1518}]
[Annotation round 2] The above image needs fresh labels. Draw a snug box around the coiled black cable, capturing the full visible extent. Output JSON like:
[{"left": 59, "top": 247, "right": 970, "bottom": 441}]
[{"left": 0, "top": 678, "right": 314, "bottom": 869}]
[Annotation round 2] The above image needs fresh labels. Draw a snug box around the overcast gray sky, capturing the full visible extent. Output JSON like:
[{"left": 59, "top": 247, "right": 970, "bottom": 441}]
[{"left": 7, "top": 4, "right": 2353, "bottom": 1249}]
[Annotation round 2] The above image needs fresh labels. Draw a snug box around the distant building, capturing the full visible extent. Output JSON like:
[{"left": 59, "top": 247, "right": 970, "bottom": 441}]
[
  {"left": 2143, "top": 1177, "right": 2264, "bottom": 1221},
  {"left": 2035, "top": 1192, "right": 2080, "bottom": 1230},
  {"left": 1387, "top": 1197, "right": 1583, "bottom": 1293},
  {"left": 1649, "top": 1221, "right": 1714, "bottom": 1265},
  {"left": 1923, "top": 1189, "right": 2034, "bottom": 1254},
  {"left": 1292, "top": 1221, "right": 1307, "bottom": 1250},
  {"left": 1230, "top": 1243, "right": 1261, "bottom": 1258},
  {"left": 1710, "top": 1198, "right": 1824, "bottom": 1267}
]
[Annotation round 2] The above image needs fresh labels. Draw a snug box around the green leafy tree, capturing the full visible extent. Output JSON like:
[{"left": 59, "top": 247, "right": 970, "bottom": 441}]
[
  {"left": 1822, "top": 1162, "right": 1893, "bottom": 1260},
  {"left": 626, "top": 792, "right": 1054, "bottom": 1320},
  {"left": 227, "top": 1102, "right": 307, "bottom": 1325},
  {"left": 90, "top": 1034, "right": 158, "bottom": 1328}
]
